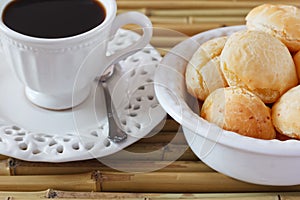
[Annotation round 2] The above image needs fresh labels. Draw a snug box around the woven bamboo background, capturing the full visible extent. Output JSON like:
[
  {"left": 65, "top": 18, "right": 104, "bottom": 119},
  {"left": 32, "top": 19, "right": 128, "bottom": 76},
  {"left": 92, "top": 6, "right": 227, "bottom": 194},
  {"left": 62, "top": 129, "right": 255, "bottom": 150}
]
[{"left": 1, "top": 0, "right": 300, "bottom": 199}]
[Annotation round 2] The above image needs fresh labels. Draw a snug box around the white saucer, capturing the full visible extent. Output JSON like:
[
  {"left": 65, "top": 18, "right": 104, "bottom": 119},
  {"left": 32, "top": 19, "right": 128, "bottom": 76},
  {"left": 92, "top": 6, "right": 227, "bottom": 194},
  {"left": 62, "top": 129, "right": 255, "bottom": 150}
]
[{"left": 0, "top": 29, "right": 166, "bottom": 162}]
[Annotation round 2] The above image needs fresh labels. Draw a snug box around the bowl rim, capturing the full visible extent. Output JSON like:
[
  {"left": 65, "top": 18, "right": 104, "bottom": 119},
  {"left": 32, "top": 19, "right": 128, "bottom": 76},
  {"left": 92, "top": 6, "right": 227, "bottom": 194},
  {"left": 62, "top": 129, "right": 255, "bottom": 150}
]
[{"left": 154, "top": 25, "right": 300, "bottom": 157}]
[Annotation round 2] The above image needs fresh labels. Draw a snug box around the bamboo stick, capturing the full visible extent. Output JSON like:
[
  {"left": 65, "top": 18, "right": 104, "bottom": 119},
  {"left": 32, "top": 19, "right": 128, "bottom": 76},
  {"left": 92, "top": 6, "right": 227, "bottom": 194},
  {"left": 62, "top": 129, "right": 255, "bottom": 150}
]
[
  {"left": 48, "top": 190, "right": 282, "bottom": 199},
  {"left": 280, "top": 193, "right": 300, "bottom": 200},
  {"left": 149, "top": 9, "right": 250, "bottom": 17},
  {"left": 149, "top": 16, "right": 188, "bottom": 24},
  {"left": 123, "top": 15, "right": 245, "bottom": 26},
  {"left": 6, "top": 170, "right": 299, "bottom": 193},
  {"left": 0, "top": 190, "right": 48, "bottom": 199},
  {"left": 0, "top": 172, "right": 98, "bottom": 192},
  {"left": 116, "top": 1, "right": 300, "bottom": 9},
  {"left": 238, "top": 0, "right": 299, "bottom": 1},
  {"left": 125, "top": 27, "right": 189, "bottom": 38},
  {"left": 0, "top": 159, "right": 11, "bottom": 176},
  {"left": 0, "top": 189, "right": 287, "bottom": 200},
  {"left": 152, "top": 198, "right": 275, "bottom": 200},
  {"left": 2, "top": 189, "right": 300, "bottom": 199},
  {"left": 160, "top": 119, "right": 181, "bottom": 132},
  {"left": 117, "top": 8, "right": 147, "bottom": 15},
  {"left": 102, "top": 143, "right": 198, "bottom": 161},
  {"left": 97, "top": 171, "right": 300, "bottom": 193},
  {"left": 117, "top": 0, "right": 298, "bottom": 3},
  {"left": 94, "top": 160, "right": 213, "bottom": 173},
  {"left": 189, "top": 16, "right": 245, "bottom": 24},
  {"left": 9, "top": 159, "right": 108, "bottom": 175},
  {"left": 9, "top": 159, "right": 213, "bottom": 175},
  {"left": 139, "top": 131, "right": 186, "bottom": 144},
  {"left": 0, "top": 155, "right": 9, "bottom": 160},
  {"left": 150, "top": 36, "right": 188, "bottom": 48},
  {"left": 150, "top": 23, "right": 242, "bottom": 36},
  {"left": 124, "top": 23, "right": 241, "bottom": 36}
]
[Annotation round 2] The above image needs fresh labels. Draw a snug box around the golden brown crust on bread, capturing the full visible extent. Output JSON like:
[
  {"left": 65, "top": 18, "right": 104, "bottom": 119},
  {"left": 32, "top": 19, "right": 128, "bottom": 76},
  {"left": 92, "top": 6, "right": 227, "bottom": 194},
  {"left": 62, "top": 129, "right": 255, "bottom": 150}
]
[
  {"left": 220, "top": 30, "right": 298, "bottom": 103},
  {"left": 201, "top": 87, "right": 276, "bottom": 140},
  {"left": 272, "top": 85, "right": 300, "bottom": 139},
  {"left": 294, "top": 51, "right": 300, "bottom": 79},
  {"left": 185, "top": 37, "right": 228, "bottom": 101},
  {"left": 246, "top": 4, "right": 300, "bottom": 52}
]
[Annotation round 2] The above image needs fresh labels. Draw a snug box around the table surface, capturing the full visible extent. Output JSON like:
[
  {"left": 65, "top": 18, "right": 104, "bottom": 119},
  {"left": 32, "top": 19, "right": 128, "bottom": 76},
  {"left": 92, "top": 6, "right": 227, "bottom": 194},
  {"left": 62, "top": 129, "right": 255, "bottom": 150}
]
[{"left": 1, "top": 0, "right": 300, "bottom": 199}]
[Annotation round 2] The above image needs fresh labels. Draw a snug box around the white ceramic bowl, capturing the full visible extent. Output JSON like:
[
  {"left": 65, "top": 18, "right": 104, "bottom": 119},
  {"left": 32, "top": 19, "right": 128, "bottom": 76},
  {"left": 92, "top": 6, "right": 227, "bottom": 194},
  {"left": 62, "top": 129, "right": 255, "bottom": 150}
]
[{"left": 154, "top": 25, "right": 300, "bottom": 186}]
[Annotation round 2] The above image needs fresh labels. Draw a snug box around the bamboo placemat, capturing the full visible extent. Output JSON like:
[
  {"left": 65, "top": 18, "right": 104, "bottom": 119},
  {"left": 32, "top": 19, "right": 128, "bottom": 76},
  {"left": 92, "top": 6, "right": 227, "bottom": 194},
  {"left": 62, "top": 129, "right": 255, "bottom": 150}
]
[
  {"left": 118, "top": 0, "right": 300, "bottom": 43},
  {"left": 2, "top": 189, "right": 300, "bottom": 200},
  {"left": 1, "top": 0, "right": 300, "bottom": 199},
  {"left": 1, "top": 118, "right": 300, "bottom": 198}
]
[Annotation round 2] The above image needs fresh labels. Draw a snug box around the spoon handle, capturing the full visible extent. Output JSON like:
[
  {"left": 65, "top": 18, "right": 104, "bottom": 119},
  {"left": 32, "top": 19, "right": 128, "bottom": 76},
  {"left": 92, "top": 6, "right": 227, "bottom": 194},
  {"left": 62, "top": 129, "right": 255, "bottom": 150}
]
[{"left": 102, "top": 81, "right": 127, "bottom": 143}]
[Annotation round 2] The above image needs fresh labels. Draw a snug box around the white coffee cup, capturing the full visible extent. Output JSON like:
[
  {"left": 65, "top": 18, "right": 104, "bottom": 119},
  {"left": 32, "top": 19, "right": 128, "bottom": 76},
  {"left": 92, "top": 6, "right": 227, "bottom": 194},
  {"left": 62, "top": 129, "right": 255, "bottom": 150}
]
[{"left": 0, "top": 0, "right": 152, "bottom": 110}]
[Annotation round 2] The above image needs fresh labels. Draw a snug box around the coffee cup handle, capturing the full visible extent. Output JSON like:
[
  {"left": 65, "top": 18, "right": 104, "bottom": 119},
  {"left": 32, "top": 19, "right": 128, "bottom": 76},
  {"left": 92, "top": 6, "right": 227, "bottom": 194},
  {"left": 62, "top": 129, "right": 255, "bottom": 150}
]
[
  {"left": 105, "top": 11, "right": 153, "bottom": 66},
  {"left": 0, "top": 38, "right": 2, "bottom": 53}
]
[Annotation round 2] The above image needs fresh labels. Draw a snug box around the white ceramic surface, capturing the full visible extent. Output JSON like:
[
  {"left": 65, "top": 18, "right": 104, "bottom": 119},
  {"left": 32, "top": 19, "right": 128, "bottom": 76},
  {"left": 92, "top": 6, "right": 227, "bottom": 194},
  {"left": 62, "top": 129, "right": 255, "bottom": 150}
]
[
  {"left": 0, "top": 0, "right": 152, "bottom": 110},
  {"left": 0, "top": 29, "right": 166, "bottom": 162},
  {"left": 154, "top": 25, "right": 300, "bottom": 186}
]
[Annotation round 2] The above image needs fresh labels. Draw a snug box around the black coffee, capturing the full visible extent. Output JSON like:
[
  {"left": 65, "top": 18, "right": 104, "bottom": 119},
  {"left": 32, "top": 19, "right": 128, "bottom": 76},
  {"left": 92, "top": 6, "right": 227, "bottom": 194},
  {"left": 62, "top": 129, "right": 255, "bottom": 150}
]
[{"left": 2, "top": 0, "right": 106, "bottom": 38}]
